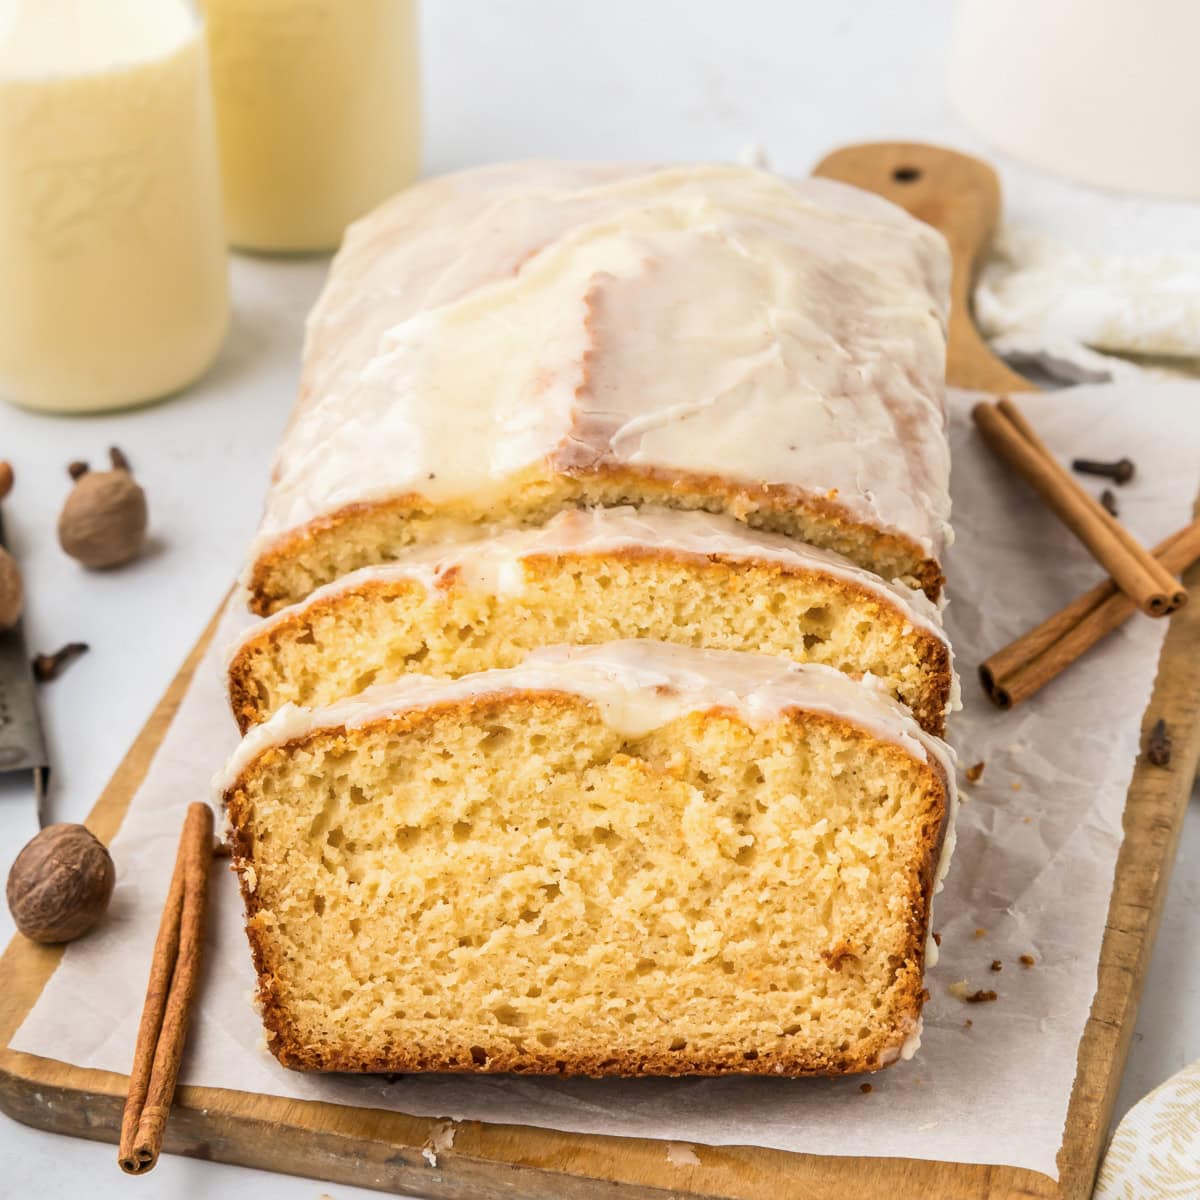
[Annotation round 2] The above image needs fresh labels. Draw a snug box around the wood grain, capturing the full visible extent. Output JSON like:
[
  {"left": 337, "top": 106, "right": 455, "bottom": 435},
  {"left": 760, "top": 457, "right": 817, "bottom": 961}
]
[{"left": 2, "top": 144, "right": 1196, "bottom": 1199}]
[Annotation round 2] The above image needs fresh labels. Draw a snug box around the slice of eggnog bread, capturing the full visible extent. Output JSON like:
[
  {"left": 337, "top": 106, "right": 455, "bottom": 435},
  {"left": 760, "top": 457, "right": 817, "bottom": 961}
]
[
  {"left": 220, "top": 640, "right": 956, "bottom": 1078},
  {"left": 228, "top": 507, "right": 955, "bottom": 735}
]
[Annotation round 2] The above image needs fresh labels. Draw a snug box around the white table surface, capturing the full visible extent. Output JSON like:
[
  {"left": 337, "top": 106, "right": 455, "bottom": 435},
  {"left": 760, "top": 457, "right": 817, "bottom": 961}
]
[{"left": 3, "top": 2, "right": 1199, "bottom": 1195}]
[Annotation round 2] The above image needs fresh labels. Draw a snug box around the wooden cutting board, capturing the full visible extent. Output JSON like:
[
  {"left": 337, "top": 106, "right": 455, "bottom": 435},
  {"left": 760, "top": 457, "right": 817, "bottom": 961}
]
[{"left": 3, "top": 144, "right": 1200, "bottom": 1200}]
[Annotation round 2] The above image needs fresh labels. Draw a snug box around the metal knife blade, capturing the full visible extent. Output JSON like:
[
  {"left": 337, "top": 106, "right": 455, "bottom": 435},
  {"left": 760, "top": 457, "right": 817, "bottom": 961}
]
[{"left": 0, "top": 511, "right": 49, "bottom": 826}]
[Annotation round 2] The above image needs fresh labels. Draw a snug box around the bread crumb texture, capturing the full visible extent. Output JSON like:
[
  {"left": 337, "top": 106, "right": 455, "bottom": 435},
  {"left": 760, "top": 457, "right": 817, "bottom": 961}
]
[{"left": 226, "top": 692, "right": 947, "bottom": 1077}]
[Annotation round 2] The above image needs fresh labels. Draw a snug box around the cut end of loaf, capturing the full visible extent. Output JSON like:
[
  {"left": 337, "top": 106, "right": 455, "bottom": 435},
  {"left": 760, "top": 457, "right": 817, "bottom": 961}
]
[{"left": 225, "top": 690, "right": 949, "bottom": 1078}]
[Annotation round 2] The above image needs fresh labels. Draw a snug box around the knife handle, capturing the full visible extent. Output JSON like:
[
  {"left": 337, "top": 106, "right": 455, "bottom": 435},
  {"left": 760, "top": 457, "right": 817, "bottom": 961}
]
[{"left": 813, "top": 141, "right": 1037, "bottom": 396}]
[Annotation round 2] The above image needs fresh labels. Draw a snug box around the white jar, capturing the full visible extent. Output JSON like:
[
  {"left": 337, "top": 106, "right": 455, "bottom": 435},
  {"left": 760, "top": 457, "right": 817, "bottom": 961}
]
[
  {"left": 950, "top": 0, "right": 1200, "bottom": 201},
  {"left": 0, "top": 0, "right": 230, "bottom": 414},
  {"left": 202, "top": 0, "right": 421, "bottom": 253}
]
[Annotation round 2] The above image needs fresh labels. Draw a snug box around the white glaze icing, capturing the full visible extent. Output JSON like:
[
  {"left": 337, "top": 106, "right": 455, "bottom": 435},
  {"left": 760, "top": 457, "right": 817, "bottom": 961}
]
[
  {"left": 877, "top": 1014, "right": 924, "bottom": 1068},
  {"left": 900, "top": 1015, "right": 924, "bottom": 1061},
  {"left": 245, "top": 163, "right": 952, "bottom": 576},
  {"left": 228, "top": 506, "right": 955, "bottom": 685}
]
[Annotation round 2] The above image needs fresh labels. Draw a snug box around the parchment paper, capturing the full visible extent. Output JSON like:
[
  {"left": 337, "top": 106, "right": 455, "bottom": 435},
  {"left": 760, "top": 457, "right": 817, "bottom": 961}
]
[{"left": 14, "top": 384, "right": 1200, "bottom": 1180}]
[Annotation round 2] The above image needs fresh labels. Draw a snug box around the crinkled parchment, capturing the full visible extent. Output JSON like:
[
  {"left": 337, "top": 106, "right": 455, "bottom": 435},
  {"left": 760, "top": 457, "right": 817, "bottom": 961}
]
[{"left": 14, "top": 384, "right": 1200, "bottom": 1179}]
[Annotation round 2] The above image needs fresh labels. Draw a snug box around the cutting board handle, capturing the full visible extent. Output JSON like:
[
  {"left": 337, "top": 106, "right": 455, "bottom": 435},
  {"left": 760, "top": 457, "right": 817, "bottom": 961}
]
[{"left": 813, "top": 141, "right": 1035, "bottom": 395}]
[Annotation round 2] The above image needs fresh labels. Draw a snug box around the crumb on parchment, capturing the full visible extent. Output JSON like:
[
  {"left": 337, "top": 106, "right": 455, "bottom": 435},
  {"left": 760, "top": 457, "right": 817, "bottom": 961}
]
[{"left": 949, "top": 980, "right": 998, "bottom": 1003}]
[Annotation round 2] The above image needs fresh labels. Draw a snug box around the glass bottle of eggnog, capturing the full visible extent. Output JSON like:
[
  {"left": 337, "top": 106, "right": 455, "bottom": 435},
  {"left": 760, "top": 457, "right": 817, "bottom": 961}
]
[
  {"left": 0, "top": 0, "right": 230, "bottom": 414},
  {"left": 202, "top": 0, "right": 421, "bottom": 253}
]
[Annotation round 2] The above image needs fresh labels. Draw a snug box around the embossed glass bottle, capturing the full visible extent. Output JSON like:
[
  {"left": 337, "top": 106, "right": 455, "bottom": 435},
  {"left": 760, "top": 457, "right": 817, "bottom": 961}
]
[
  {"left": 0, "top": 0, "right": 229, "bottom": 413},
  {"left": 202, "top": 0, "right": 421, "bottom": 253}
]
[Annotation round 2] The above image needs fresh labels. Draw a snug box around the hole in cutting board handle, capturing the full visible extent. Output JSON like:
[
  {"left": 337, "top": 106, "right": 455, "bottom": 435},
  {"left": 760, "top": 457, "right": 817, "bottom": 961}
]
[{"left": 892, "top": 165, "right": 921, "bottom": 183}]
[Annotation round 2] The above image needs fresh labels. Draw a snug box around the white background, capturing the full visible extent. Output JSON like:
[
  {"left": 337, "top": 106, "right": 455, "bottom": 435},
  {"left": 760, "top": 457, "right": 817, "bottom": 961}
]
[{"left": 2, "top": 1, "right": 1199, "bottom": 1196}]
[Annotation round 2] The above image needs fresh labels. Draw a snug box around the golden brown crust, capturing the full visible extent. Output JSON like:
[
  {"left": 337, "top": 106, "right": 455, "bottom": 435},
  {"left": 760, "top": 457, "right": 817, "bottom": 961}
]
[
  {"left": 245, "top": 463, "right": 944, "bottom": 615},
  {"left": 226, "top": 658, "right": 259, "bottom": 736},
  {"left": 224, "top": 693, "right": 949, "bottom": 1079},
  {"left": 228, "top": 575, "right": 426, "bottom": 734},
  {"left": 229, "top": 547, "right": 952, "bottom": 735}
]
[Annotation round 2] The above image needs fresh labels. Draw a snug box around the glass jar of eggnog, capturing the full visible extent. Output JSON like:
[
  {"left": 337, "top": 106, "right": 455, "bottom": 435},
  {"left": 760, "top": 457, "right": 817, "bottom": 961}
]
[
  {"left": 202, "top": 0, "right": 421, "bottom": 253},
  {"left": 0, "top": 0, "right": 230, "bottom": 414}
]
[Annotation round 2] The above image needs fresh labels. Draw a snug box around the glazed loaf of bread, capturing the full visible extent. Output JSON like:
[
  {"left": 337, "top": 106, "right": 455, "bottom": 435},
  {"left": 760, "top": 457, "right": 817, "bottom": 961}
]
[
  {"left": 221, "top": 161, "right": 959, "bottom": 1082},
  {"left": 242, "top": 163, "right": 952, "bottom": 614},
  {"left": 220, "top": 641, "right": 956, "bottom": 1077}
]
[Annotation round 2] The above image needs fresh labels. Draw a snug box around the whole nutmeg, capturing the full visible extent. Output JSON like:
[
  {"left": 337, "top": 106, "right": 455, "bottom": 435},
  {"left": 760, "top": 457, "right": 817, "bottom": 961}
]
[
  {"left": 7, "top": 823, "right": 116, "bottom": 943},
  {"left": 58, "top": 446, "right": 147, "bottom": 569},
  {"left": 0, "top": 545, "right": 21, "bottom": 631}
]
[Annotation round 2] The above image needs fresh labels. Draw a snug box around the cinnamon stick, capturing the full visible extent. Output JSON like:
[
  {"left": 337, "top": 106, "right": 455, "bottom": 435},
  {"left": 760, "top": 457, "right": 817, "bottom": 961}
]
[
  {"left": 118, "top": 802, "right": 214, "bottom": 1175},
  {"left": 981, "top": 516, "right": 1200, "bottom": 709},
  {"left": 973, "top": 399, "right": 1186, "bottom": 617},
  {"left": 996, "top": 400, "right": 1180, "bottom": 608}
]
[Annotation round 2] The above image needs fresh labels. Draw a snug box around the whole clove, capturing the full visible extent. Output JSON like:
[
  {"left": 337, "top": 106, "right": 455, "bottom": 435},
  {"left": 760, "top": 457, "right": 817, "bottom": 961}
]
[
  {"left": 1100, "top": 488, "right": 1119, "bottom": 518},
  {"left": 32, "top": 642, "right": 89, "bottom": 682},
  {"left": 1071, "top": 456, "right": 1135, "bottom": 485},
  {"left": 1146, "top": 718, "right": 1172, "bottom": 767}
]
